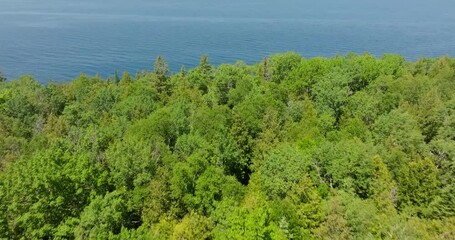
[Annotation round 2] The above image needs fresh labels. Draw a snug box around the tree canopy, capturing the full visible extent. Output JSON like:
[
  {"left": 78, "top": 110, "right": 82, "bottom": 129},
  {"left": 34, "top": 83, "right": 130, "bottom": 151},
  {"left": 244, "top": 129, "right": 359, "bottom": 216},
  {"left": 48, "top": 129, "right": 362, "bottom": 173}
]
[{"left": 1, "top": 53, "right": 455, "bottom": 239}]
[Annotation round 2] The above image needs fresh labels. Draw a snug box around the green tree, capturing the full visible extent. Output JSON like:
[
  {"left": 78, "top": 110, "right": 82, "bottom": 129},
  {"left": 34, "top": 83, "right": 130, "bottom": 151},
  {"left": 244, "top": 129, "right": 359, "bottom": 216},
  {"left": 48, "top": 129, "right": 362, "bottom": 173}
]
[
  {"left": 0, "top": 140, "right": 109, "bottom": 239},
  {"left": 314, "top": 196, "right": 352, "bottom": 240},
  {"left": 75, "top": 191, "right": 127, "bottom": 239},
  {"left": 313, "top": 69, "right": 350, "bottom": 124},
  {"left": 267, "top": 52, "right": 302, "bottom": 83},
  {"left": 154, "top": 56, "right": 171, "bottom": 96},
  {"left": 186, "top": 55, "right": 214, "bottom": 94},
  {"left": 120, "top": 71, "right": 133, "bottom": 84},
  {"left": 171, "top": 212, "right": 212, "bottom": 240},
  {"left": 114, "top": 70, "right": 120, "bottom": 84},
  {"left": 398, "top": 157, "right": 439, "bottom": 215},
  {"left": 0, "top": 71, "right": 6, "bottom": 82}
]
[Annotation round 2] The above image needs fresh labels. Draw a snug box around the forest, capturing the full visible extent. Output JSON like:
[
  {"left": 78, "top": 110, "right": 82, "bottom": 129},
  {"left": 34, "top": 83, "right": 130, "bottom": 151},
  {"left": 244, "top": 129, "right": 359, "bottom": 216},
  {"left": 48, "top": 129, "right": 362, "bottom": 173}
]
[{"left": 0, "top": 53, "right": 455, "bottom": 239}]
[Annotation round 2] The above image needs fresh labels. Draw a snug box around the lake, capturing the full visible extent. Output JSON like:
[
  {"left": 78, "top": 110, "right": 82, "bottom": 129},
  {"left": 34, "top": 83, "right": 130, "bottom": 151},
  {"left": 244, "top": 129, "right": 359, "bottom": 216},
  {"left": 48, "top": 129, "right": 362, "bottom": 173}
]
[{"left": 1, "top": 0, "right": 455, "bottom": 82}]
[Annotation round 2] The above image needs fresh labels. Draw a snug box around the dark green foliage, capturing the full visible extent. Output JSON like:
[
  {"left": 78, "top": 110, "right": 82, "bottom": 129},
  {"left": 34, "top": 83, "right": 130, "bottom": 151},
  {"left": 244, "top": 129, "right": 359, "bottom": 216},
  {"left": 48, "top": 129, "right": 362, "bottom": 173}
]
[
  {"left": 114, "top": 70, "right": 120, "bottom": 84},
  {"left": 0, "top": 71, "right": 6, "bottom": 82},
  {"left": 153, "top": 56, "right": 171, "bottom": 97},
  {"left": 1, "top": 54, "right": 455, "bottom": 239}
]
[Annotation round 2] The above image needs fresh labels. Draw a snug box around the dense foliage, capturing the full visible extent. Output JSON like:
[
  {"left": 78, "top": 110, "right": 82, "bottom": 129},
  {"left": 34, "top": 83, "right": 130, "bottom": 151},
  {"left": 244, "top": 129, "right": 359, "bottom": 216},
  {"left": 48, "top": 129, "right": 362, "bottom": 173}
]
[{"left": 1, "top": 53, "right": 455, "bottom": 239}]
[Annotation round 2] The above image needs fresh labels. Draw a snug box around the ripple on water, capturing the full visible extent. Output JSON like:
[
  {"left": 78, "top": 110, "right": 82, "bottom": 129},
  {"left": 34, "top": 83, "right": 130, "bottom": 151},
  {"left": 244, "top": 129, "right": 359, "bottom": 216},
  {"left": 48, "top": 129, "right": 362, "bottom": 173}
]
[{"left": 1, "top": 0, "right": 455, "bottom": 82}]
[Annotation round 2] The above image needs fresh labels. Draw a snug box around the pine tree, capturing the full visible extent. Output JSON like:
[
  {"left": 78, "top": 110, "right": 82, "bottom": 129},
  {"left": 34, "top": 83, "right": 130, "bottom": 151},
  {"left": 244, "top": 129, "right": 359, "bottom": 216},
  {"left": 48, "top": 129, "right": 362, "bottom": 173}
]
[
  {"left": 113, "top": 70, "right": 120, "bottom": 84},
  {"left": 199, "top": 55, "right": 212, "bottom": 74},
  {"left": 0, "top": 71, "right": 6, "bottom": 82},
  {"left": 154, "top": 56, "right": 169, "bottom": 76},
  {"left": 154, "top": 56, "right": 170, "bottom": 95},
  {"left": 120, "top": 71, "right": 132, "bottom": 84}
]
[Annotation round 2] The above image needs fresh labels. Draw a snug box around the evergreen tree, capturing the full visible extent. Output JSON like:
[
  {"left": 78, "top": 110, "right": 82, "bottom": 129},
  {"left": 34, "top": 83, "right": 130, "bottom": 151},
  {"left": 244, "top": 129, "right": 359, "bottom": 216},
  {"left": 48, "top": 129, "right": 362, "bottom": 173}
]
[
  {"left": 0, "top": 71, "right": 6, "bottom": 82},
  {"left": 114, "top": 70, "right": 120, "bottom": 84}
]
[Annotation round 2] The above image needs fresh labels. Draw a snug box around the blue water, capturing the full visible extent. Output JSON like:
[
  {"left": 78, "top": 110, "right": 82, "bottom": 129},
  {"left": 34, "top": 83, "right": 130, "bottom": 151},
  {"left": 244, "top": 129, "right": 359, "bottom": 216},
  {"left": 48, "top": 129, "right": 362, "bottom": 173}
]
[{"left": 1, "top": 0, "right": 455, "bottom": 82}]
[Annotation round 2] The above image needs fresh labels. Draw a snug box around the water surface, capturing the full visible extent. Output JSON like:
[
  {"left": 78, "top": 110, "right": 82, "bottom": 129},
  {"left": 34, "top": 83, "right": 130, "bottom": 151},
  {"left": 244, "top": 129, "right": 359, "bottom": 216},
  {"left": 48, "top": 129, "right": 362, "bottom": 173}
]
[{"left": 1, "top": 0, "right": 455, "bottom": 82}]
